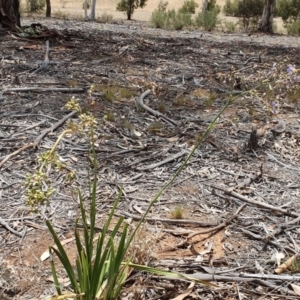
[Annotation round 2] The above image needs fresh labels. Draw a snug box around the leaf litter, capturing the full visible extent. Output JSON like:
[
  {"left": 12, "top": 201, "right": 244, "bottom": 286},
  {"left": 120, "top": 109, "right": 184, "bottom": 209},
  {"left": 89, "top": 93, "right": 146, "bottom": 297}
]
[{"left": 0, "top": 18, "right": 300, "bottom": 299}]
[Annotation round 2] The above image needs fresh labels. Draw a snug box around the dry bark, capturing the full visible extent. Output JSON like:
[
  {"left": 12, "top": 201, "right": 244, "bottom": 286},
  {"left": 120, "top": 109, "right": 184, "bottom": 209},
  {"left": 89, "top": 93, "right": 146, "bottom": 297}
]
[{"left": 0, "top": 0, "right": 20, "bottom": 30}]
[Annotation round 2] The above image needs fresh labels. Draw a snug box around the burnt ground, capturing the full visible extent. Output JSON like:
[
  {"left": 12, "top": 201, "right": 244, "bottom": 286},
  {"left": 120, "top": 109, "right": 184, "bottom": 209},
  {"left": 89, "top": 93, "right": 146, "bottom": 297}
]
[{"left": 1, "top": 18, "right": 300, "bottom": 300}]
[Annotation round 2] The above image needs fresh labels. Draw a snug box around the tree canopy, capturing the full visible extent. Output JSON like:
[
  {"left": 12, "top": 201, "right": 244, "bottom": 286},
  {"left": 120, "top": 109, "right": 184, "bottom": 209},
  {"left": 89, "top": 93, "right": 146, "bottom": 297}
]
[{"left": 116, "top": 0, "right": 148, "bottom": 20}]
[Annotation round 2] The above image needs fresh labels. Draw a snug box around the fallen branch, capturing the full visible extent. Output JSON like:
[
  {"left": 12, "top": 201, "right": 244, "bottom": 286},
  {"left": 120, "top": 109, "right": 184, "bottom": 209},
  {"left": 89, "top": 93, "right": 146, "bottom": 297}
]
[
  {"left": 0, "top": 143, "right": 33, "bottom": 169},
  {"left": 33, "top": 110, "right": 77, "bottom": 147},
  {"left": 266, "top": 151, "right": 300, "bottom": 172},
  {"left": 262, "top": 215, "right": 300, "bottom": 243},
  {"left": 0, "top": 111, "right": 77, "bottom": 169},
  {"left": 2, "top": 87, "right": 86, "bottom": 93},
  {"left": 160, "top": 204, "right": 246, "bottom": 251},
  {"left": 240, "top": 228, "right": 297, "bottom": 254},
  {"left": 137, "top": 150, "right": 187, "bottom": 171},
  {"left": 255, "top": 279, "right": 297, "bottom": 296},
  {"left": 138, "top": 90, "right": 178, "bottom": 126},
  {"left": 187, "top": 203, "right": 246, "bottom": 239},
  {"left": 191, "top": 271, "right": 300, "bottom": 282},
  {"left": 188, "top": 273, "right": 299, "bottom": 295},
  {"left": 0, "top": 217, "right": 24, "bottom": 237},
  {"left": 116, "top": 211, "right": 218, "bottom": 227},
  {"left": 209, "top": 184, "right": 300, "bottom": 218}
]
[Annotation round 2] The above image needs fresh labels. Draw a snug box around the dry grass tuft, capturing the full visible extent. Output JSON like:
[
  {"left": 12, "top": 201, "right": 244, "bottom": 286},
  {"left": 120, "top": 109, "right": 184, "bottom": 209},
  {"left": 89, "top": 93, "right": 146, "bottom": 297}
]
[
  {"left": 170, "top": 206, "right": 184, "bottom": 219},
  {"left": 126, "top": 224, "right": 156, "bottom": 265}
]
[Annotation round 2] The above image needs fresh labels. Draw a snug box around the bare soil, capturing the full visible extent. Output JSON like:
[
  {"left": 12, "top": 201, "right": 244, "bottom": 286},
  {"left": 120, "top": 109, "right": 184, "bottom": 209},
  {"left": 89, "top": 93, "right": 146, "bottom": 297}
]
[
  {"left": 20, "top": 0, "right": 288, "bottom": 33},
  {"left": 22, "top": 0, "right": 228, "bottom": 20},
  {"left": 0, "top": 17, "right": 300, "bottom": 300}
]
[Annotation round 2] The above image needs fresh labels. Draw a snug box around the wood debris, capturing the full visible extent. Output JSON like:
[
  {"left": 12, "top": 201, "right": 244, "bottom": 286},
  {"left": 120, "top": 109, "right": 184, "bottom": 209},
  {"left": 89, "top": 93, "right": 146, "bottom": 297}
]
[{"left": 0, "top": 19, "right": 299, "bottom": 300}]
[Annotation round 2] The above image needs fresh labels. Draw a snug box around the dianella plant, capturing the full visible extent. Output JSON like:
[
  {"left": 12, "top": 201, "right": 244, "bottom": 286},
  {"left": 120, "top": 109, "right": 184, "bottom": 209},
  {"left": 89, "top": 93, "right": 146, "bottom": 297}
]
[
  {"left": 26, "top": 63, "right": 300, "bottom": 299},
  {"left": 25, "top": 94, "right": 211, "bottom": 300}
]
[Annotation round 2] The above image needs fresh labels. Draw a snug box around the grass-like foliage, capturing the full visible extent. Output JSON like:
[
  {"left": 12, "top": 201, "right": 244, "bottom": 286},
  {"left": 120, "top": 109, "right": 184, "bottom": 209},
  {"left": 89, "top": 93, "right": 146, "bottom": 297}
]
[
  {"left": 287, "top": 19, "right": 300, "bottom": 35},
  {"left": 47, "top": 186, "right": 212, "bottom": 299},
  {"left": 35, "top": 97, "right": 212, "bottom": 299},
  {"left": 94, "top": 84, "right": 134, "bottom": 101},
  {"left": 222, "top": 20, "right": 237, "bottom": 33},
  {"left": 277, "top": 0, "right": 300, "bottom": 26},
  {"left": 171, "top": 10, "right": 194, "bottom": 30},
  {"left": 194, "top": 9, "right": 219, "bottom": 31},
  {"left": 47, "top": 179, "right": 130, "bottom": 299},
  {"left": 150, "top": 9, "right": 193, "bottom": 30},
  {"left": 26, "top": 0, "right": 45, "bottom": 12},
  {"left": 53, "top": 9, "right": 70, "bottom": 19},
  {"left": 97, "top": 12, "right": 114, "bottom": 23},
  {"left": 150, "top": 0, "right": 220, "bottom": 30},
  {"left": 26, "top": 64, "right": 300, "bottom": 299},
  {"left": 178, "top": 0, "right": 199, "bottom": 14},
  {"left": 150, "top": 9, "right": 167, "bottom": 29},
  {"left": 170, "top": 206, "right": 184, "bottom": 219},
  {"left": 44, "top": 102, "right": 137, "bottom": 299},
  {"left": 46, "top": 147, "right": 212, "bottom": 299},
  {"left": 222, "top": 0, "right": 263, "bottom": 30}
]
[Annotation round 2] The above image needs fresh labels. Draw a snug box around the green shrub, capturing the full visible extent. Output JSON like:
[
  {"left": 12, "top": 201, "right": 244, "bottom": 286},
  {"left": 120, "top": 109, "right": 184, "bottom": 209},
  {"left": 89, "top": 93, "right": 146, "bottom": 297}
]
[
  {"left": 171, "top": 11, "right": 193, "bottom": 30},
  {"left": 150, "top": 9, "right": 167, "bottom": 28},
  {"left": 222, "top": 0, "right": 263, "bottom": 29},
  {"left": 206, "top": 0, "right": 220, "bottom": 13},
  {"left": 223, "top": 0, "right": 263, "bottom": 17},
  {"left": 222, "top": 0, "right": 238, "bottom": 16},
  {"left": 178, "top": 0, "right": 198, "bottom": 14},
  {"left": 97, "top": 12, "right": 114, "bottom": 23},
  {"left": 116, "top": 0, "right": 147, "bottom": 20},
  {"left": 26, "top": 0, "right": 45, "bottom": 12},
  {"left": 223, "top": 20, "right": 237, "bottom": 32},
  {"left": 277, "top": 0, "right": 300, "bottom": 26},
  {"left": 151, "top": 0, "right": 195, "bottom": 30},
  {"left": 195, "top": 8, "right": 219, "bottom": 31},
  {"left": 195, "top": 0, "right": 220, "bottom": 31},
  {"left": 287, "top": 19, "right": 300, "bottom": 35},
  {"left": 150, "top": 9, "right": 193, "bottom": 30},
  {"left": 53, "top": 9, "right": 70, "bottom": 19},
  {"left": 157, "top": 0, "right": 168, "bottom": 11}
]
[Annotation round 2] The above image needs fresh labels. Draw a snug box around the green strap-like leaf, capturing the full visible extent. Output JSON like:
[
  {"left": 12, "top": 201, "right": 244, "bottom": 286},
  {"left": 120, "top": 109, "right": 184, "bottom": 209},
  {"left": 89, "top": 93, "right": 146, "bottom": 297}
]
[{"left": 46, "top": 221, "right": 79, "bottom": 292}]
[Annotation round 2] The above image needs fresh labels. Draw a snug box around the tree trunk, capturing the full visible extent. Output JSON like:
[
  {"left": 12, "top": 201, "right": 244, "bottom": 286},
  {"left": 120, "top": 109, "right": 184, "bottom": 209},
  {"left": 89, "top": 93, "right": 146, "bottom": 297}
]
[
  {"left": 259, "top": 0, "right": 275, "bottom": 33},
  {"left": 0, "top": 0, "right": 20, "bottom": 30},
  {"left": 46, "top": 0, "right": 51, "bottom": 17},
  {"left": 90, "top": 0, "right": 96, "bottom": 20},
  {"left": 202, "top": 0, "right": 209, "bottom": 14},
  {"left": 84, "top": 0, "right": 88, "bottom": 19},
  {"left": 127, "top": 10, "right": 131, "bottom": 20}
]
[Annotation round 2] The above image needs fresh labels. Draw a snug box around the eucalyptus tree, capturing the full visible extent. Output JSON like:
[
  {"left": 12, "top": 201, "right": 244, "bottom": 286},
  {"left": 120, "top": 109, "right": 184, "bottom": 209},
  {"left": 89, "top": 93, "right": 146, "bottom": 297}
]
[
  {"left": 90, "top": 0, "right": 97, "bottom": 20},
  {"left": 116, "top": 0, "right": 148, "bottom": 20},
  {"left": 259, "top": 0, "right": 276, "bottom": 32}
]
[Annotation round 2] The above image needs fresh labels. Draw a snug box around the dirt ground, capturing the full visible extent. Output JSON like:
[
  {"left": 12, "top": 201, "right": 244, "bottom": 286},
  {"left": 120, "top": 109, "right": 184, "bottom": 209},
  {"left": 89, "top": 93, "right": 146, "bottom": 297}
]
[
  {"left": 0, "top": 15, "right": 300, "bottom": 300},
  {"left": 20, "top": 0, "right": 287, "bottom": 33},
  {"left": 21, "top": 0, "right": 229, "bottom": 19}
]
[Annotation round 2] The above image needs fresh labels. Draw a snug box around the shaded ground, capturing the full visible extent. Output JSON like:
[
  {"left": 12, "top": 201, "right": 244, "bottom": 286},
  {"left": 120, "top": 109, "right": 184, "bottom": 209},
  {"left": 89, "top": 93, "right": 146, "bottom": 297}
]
[{"left": 0, "top": 18, "right": 300, "bottom": 299}]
